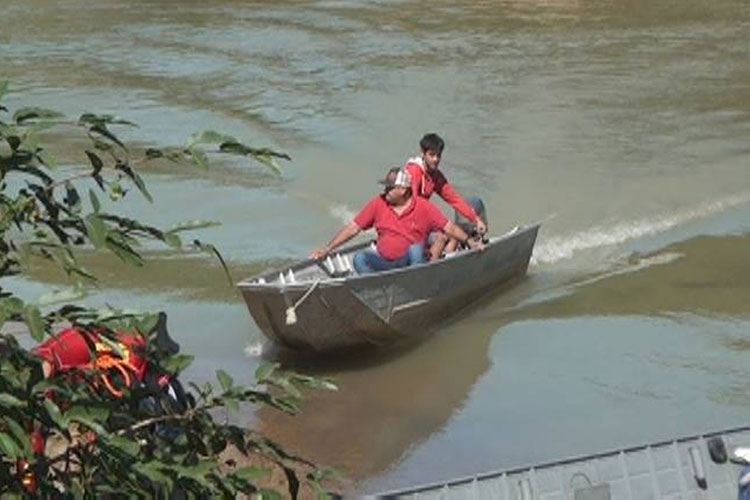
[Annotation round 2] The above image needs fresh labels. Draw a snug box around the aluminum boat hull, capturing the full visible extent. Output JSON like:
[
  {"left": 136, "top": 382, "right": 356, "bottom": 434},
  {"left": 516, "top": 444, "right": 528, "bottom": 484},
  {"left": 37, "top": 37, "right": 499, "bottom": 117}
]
[{"left": 237, "top": 224, "right": 540, "bottom": 351}]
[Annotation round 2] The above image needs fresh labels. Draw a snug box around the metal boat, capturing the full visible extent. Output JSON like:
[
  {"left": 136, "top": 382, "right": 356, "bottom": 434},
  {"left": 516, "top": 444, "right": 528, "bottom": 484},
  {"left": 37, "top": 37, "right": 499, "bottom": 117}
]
[
  {"left": 237, "top": 224, "right": 540, "bottom": 351},
  {"left": 370, "top": 424, "right": 750, "bottom": 499}
]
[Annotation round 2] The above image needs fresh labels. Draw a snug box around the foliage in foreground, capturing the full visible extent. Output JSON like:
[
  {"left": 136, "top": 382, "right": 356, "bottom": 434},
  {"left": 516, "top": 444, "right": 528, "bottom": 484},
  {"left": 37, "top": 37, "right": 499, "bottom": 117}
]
[{"left": 0, "top": 82, "right": 336, "bottom": 498}]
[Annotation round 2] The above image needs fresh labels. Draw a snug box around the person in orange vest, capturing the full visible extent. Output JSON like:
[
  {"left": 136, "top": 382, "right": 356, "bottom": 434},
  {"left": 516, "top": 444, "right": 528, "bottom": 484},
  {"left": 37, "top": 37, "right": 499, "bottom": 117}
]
[
  {"left": 403, "top": 133, "right": 488, "bottom": 260},
  {"left": 17, "top": 314, "right": 189, "bottom": 494}
]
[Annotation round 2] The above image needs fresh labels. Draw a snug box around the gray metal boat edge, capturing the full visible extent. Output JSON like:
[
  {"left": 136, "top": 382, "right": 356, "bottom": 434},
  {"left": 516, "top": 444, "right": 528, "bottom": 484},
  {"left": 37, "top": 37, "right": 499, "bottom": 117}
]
[
  {"left": 366, "top": 424, "right": 750, "bottom": 499},
  {"left": 237, "top": 224, "right": 540, "bottom": 351}
]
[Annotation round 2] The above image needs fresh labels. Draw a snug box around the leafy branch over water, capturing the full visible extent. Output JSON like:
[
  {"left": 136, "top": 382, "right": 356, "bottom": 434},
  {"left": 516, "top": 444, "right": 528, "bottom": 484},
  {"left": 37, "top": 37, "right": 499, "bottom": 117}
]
[{"left": 0, "top": 81, "right": 338, "bottom": 498}]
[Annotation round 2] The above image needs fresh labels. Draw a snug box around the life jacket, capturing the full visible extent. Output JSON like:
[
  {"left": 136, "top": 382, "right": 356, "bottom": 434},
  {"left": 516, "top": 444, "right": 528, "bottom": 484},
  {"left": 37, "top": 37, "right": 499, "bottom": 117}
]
[
  {"left": 19, "top": 315, "right": 188, "bottom": 494},
  {"left": 32, "top": 327, "right": 148, "bottom": 398}
]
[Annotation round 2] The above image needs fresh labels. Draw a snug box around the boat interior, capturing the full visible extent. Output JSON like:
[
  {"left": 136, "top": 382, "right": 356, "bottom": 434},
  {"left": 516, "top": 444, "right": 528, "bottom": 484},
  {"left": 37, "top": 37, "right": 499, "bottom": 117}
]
[{"left": 240, "top": 226, "right": 522, "bottom": 288}]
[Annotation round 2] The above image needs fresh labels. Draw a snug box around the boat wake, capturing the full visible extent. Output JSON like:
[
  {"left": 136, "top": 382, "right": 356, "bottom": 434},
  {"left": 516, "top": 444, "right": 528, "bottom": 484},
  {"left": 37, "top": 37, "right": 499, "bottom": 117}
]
[{"left": 531, "top": 192, "right": 750, "bottom": 266}]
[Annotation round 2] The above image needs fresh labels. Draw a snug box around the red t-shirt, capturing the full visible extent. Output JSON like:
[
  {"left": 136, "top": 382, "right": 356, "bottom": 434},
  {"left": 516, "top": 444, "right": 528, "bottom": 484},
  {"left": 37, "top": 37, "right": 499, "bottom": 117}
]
[
  {"left": 353, "top": 195, "right": 449, "bottom": 260},
  {"left": 404, "top": 157, "right": 478, "bottom": 223}
]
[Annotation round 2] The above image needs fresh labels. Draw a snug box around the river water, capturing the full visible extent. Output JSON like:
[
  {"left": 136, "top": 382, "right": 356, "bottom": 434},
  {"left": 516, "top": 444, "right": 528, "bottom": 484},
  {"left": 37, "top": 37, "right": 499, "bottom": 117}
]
[{"left": 2, "top": 0, "right": 750, "bottom": 494}]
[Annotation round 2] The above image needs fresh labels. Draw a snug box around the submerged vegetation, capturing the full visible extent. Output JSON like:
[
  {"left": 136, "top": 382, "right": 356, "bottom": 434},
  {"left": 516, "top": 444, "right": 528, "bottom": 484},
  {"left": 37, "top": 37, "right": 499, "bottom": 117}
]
[{"left": 0, "top": 82, "right": 337, "bottom": 498}]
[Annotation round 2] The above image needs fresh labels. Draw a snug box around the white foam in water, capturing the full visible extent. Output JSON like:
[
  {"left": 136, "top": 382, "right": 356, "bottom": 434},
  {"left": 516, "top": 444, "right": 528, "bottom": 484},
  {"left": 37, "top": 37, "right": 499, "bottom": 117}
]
[
  {"left": 329, "top": 203, "right": 356, "bottom": 224},
  {"left": 244, "top": 342, "right": 264, "bottom": 357},
  {"left": 532, "top": 193, "right": 750, "bottom": 265}
]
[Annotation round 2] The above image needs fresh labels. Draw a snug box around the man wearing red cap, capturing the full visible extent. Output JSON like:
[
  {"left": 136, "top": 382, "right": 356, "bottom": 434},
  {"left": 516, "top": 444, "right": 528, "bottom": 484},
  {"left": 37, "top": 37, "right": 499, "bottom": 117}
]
[{"left": 311, "top": 167, "right": 482, "bottom": 274}]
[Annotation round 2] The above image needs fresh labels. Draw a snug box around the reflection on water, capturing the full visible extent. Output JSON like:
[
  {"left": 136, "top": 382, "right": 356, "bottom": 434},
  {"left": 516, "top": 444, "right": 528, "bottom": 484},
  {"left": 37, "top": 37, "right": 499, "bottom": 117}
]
[
  {"left": 252, "top": 277, "right": 541, "bottom": 478},
  {"left": 257, "top": 309, "right": 503, "bottom": 480}
]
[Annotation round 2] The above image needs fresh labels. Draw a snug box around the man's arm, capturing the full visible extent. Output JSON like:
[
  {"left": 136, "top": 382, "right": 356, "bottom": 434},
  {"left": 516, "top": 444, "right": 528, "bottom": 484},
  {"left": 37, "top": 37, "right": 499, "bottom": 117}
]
[
  {"left": 434, "top": 173, "right": 483, "bottom": 224},
  {"left": 310, "top": 222, "right": 361, "bottom": 260},
  {"left": 442, "top": 221, "right": 485, "bottom": 251},
  {"left": 438, "top": 181, "right": 487, "bottom": 235},
  {"left": 405, "top": 162, "right": 423, "bottom": 197}
]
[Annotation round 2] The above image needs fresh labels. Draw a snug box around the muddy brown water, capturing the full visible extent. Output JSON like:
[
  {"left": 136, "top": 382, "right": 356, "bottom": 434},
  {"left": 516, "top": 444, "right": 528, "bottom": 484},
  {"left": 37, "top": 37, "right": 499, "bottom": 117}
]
[{"left": 2, "top": 0, "right": 750, "bottom": 493}]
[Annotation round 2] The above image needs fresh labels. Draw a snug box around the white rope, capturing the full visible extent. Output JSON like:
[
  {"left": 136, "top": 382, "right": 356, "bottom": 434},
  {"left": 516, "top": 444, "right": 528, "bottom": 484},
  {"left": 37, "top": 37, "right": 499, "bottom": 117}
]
[{"left": 285, "top": 279, "right": 321, "bottom": 325}]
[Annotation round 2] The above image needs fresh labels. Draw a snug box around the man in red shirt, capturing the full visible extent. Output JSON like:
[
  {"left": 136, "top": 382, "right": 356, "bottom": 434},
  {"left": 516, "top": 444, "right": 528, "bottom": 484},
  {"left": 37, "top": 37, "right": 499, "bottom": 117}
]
[
  {"left": 311, "top": 167, "right": 482, "bottom": 274},
  {"left": 404, "top": 133, "right": 488, "bottom": 260}
]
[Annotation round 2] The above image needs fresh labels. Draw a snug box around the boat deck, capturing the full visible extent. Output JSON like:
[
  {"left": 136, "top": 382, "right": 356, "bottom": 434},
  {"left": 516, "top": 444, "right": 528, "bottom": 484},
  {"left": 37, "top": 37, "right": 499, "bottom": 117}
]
[{"left": 370, "top": 425, "right": 750, "bottom": 499}]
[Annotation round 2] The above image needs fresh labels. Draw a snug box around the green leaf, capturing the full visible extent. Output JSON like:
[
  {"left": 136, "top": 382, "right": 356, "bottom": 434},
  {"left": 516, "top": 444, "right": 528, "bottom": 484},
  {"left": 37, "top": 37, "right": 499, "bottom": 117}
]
[
  {"left": 250, "top": 153, "right": 282, "bottom": 175},
  {"left": 232, "top": 466, "right": 270, "bottom": 482},
  {"left": 189, "top": 381, "right": 213, "bottom": 400},
  {"left": 13, "top": 107, "right": 64, "bottom": 124},
  {"left": 188, "top": 148, "right": 209, "bottom": 170},
  {"left": 145, "top": 148, "right": 163, "bottom": 159},
  {"left": 279, "top": 379, "right": 301, "bottom": 399},
  {"left": 217, "top": 369, "right": 234, "bottom": 391},
  {"left": 187, "top": 130, "right": 236, "bottom": 149},
  {"left": 131, "top": 171, "right": 153, "bottom": 203},
  {"left": 71, "top": 478, "right": 85, "bottom": 498},
  {"left": 23, "top": 304, "right": 45, "bottom": 342},
  {"left": 105, "top": 238, "right": 142, "bottom": 266},
  {"left": 108, "top": 181, "right": 125, "bottom": 201},
  {"left": 162, "top": 354, "right": 194, "bottom": 374},
  {"left": 257, "top": 489, "right": 283, "bottom": 500},
  {"left": 2, "top": 417, "right": 31, "bottom": 456},
  {"left": 85, "top": 149, "right": 104, "bottom": 176},
  {"left": 166, "top": 220, "right": 221, "bottom": 234},
  {"left": 0, "top": 431, "right": 20, "bottom": 459},
  {"left": 95, "top": 334, "right": 126, "bottom": 358},
  {"left": 164, "top": 232, "right": 182, "bottom": 248},
  {"left": 65, "top": 262, "right": 98, "bottom": 283},
  {"left": 218, "top": 141, "right": 290, "bottom": 175},
  {"left": 64, "top": 182, "right": 81, "bottom": 212},
  {"left": 44, "top": 399, "right": 66, "bottom": 428},
  {"left": 37, "top": 284, "right": 87, "bottom": 306},
  {"left": 91, "top": 138, "right": 113, "bottom": 152},
  {"left": 89, "top": 124, "right": 126, "bottom": 150},
  {"left": 136, "top": 313, "right": 160, "bottom": 335},
  {"left": 105, "top": 435, "right": 140, "bottom": 456},
  {"left": 225, "top": 396, "right": 240, "bottom": 414},
  {"left": 84, "top": 213, "right": 108, "bottom": 249},
  {"left": 254, "top": 361, "right": 279, "bottom": 382},
  {"left": 65, "top": 405, "right": 109, "bottom": 435},
  {"left": 266, "top": 395, "right": 300, "bottom": 415},
  {"left": 192, "top": 239, "right": 233, "bottom": 285},
  {"left": 32, "top": 379, "right": 70, "bottom": 397},
  {"left": 89, "top": 189, "right": 101, "bottom": 213},
  {"left": 0, "top": 297, "right": 24, "bottom": 328},
  {"left": 1, "top": 297, "right": 24, "bottom": 312},
  {"left": 176, "top": 461, "right": 218, "bottom": 483},
  {"left": 292, "top": 375, "right": 338, "bottom": 392},
  {"left": 78, "top": 113, "right": 137, "bottom": 127},
  {"left": 134, "top": 462, "right": 172, "bottom": 486},
  {"left": 0, "top": 393, "right": 24, "bottom": 408}
]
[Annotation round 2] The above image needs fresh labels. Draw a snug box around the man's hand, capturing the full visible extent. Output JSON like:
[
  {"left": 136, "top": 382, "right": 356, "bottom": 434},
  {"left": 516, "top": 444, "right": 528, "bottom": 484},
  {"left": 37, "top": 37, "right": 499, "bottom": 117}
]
[
  {"left": 467, "top": 237, "right": 485, "bottom": 252},
  {"left": 475, "top": 218, "right": 487, "bottom": 235},
  {"left": 310, "top": 248, "right": 328, "bottom": 260}
]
